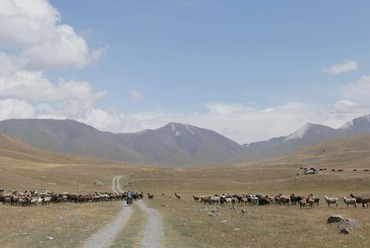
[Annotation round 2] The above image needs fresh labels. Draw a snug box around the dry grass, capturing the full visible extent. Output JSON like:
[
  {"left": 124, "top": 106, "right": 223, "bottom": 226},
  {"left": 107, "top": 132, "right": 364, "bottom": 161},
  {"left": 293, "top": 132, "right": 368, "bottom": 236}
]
[
  {"left": 131, "top": 164, "right": 370, "bottom": 248},
  {"left": 2, "top": 134, "right": 370, "bottom": 247},
  {"left": 0, "top": 201, "right": 123, "bottom": 248}
]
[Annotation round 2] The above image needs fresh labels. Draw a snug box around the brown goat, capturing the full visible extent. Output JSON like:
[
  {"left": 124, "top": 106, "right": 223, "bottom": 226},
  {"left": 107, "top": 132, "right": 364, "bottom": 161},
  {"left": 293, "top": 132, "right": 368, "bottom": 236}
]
[{"left": 147, "top": 193, "right": 154, "bottom": 200}]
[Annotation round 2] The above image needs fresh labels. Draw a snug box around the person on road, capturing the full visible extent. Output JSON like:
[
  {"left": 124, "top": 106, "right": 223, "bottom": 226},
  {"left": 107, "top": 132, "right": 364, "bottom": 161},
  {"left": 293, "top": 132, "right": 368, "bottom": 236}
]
[{"left": 127, "top": 190, "right": 133, "bottom": 206}]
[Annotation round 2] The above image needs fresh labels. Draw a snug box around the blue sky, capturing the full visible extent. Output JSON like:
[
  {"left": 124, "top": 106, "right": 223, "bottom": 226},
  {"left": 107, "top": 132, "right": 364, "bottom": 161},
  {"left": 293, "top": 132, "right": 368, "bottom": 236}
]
[{"left": 1, "top": 0, "right": 370, "bottom": 144}]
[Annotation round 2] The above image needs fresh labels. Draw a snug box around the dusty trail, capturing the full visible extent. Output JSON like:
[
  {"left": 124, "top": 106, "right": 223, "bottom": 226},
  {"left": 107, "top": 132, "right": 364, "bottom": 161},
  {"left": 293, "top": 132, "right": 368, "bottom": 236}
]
[
  {"left": 112, "top": 175, "right": 124, "bottom": 193},
  {"left": 80, "top": 175, "right": 165, "bottom": 248},
  {"left": 80, "top": 176, "right": 133, "bottom": 248},
  {"left": 137, "top": 200, "right": 165, "bottom": 248}
]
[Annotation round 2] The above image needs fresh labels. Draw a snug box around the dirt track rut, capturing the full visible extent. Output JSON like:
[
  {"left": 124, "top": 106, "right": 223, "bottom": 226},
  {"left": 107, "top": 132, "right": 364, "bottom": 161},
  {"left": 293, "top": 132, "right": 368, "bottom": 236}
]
[{"left": 80, "top": 176, "right": 164, "bottom": 248}]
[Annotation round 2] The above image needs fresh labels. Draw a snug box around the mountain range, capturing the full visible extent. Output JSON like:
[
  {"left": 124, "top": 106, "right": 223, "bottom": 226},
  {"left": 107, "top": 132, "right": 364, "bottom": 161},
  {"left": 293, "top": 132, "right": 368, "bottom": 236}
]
[{"left": 0, "top": 114, "right": 369, "bottom": 167}]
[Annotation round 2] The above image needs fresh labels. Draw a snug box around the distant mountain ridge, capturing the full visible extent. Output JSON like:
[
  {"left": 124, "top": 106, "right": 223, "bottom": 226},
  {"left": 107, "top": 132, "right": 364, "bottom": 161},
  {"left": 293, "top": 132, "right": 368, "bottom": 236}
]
[
  {"left": 0, "top": 119, "right": 243, "bottom": 167},
  {"left": 0, "top": 119, "right": 147, "bottom": 164},
  {"left": 0, "top": 114, "right": 370, "bottom": 166},
  {"left": 242, "top": 114, "right": 370, "bottom": 160},
  {"left": 116, "top": 122, "right": 243, "bottom": 166}
]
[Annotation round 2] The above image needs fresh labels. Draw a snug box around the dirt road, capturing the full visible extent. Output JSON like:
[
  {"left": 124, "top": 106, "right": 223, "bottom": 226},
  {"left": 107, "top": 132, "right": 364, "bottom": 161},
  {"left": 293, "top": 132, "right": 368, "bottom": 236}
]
[
  {"left": 80, "top": 176, "right": 164, "bottom": 248},
  {"left": 137, "top": 200, "right": 164, "bottom": 248}
]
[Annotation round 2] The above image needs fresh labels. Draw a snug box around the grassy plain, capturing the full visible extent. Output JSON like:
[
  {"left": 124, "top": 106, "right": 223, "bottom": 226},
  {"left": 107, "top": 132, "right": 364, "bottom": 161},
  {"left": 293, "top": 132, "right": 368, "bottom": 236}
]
[
  {"left": 1, "top": 134, "right": 370, "bottom": 247},
  {"left": 133, "top": 164, "right": 370, "bottom": 248}
]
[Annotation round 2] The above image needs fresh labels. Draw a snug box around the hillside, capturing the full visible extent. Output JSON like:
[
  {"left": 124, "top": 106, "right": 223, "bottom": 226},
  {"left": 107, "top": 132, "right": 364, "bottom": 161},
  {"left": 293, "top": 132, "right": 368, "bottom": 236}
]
[
  {"left": 116, "top": 122, "right": 244, "bottom": 166},
  {"left": 242, "top": 114, "right": 370, "bottom": 161},
  {"left": 263, "top": 134, "right": 370, "bottom": 167},
  {"left": 0, "top": 119, "right": 148, "bottom": 164},
  {"left": 0, "top": 133, "right": 123, "bottom": 166},
  {"left": 0, "top": 119, "right": 245, "bottom": 167},
  {"left": 1, "top": 114, "right": 370, "bottom": 167}
]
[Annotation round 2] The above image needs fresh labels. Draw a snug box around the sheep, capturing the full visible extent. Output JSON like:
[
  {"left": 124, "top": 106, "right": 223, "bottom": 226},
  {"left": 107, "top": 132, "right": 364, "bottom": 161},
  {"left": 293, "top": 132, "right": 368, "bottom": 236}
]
[
  {"left": 42, "top": 195, "right": 52, "bottom": 205},
  {"left": 306, "top": 197, "right": 316, "bottom": 207},
  {"left": 299, "top": 196, "right": 315, "bottom": 209},
  {"left": 199, "top": 195, "right": 211, "bottom": 204},
  {"left": 324, "top": 195, "right": 339, "bottom": 207},
  {"left": 209, "top": 196, "right": 220, "bottom": 205},
  {"left": 275, "top": 194, "right": 291, "bottom": 206},
  {"left": 258, "top": 195, "right": 272, "bottom": 206},
  {"left": 220, "top": 195, "right": 228, "bottom": 205},
  {"left": 343, "top": 196, "right": 357, "bottom": 208},
  {"left": 225, "top": 197, "right": 232, "bottom": 205},
  {"left": 299, "top": 198, "right": 307, "bottom": 209},
  {"left": 309, "top": 194, "right": 320, "bottom": 206},
  {"left": 248, "top": 194, "right": 259, "bottom": 206},
  {"left": 240, "top": 197, "right": 248, "bottom": 206}
]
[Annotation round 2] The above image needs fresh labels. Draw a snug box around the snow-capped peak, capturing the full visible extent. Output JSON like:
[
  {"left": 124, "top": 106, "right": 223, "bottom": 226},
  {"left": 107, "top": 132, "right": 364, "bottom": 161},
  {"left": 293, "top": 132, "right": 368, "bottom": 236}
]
[
  {"left": 169, "top": 122, "right": 195, "bottom": 136},
  {"left": 284, "top": 123, "right": 314, "bottom": 141},
  {"left": 340, "top": 120, "right": 354, "bottom": 130},
  {"left": 340, "top": 114, "right": 370, "bottom": 130},
  {"left": 137, "top": 130, "right": 148, "bottom": 135},
  {"left": 184, "top": 124, "right": 195, "bottom": 135}
]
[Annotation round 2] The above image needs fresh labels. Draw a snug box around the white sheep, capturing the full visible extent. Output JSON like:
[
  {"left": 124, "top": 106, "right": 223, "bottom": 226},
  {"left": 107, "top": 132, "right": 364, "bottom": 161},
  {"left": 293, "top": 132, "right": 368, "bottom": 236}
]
[
  {"left": 324, "top": 195, "right": 339, "bottom": 207},
  {"left": 343, "top": 196, "right": 357, "bottom": 208}
]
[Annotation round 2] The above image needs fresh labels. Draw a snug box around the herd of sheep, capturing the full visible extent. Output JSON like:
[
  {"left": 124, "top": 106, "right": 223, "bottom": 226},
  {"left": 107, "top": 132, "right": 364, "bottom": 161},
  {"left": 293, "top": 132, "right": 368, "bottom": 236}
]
[
  {"left": 2, "top": 188, "right": 370, "bottom": 210},
  {"left": 191, "top": 193, "right": 370, "bottom": 209},
  {"left": 0, "top": 189, "right": 143, "bottom": 206}
]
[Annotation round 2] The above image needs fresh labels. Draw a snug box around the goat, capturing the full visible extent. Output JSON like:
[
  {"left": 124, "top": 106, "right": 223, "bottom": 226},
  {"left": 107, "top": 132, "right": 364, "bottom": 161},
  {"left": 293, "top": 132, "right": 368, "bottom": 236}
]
[
  {"left": 147, "top": 193, "right": 154, "bottom": 200},
  {"left": 324, "top": 195, "right": 339, "bottom": 207},
  {"left": 350, "top": 194, "right": 370, "bottom": 208},
  {"left": 290, "top": 194, "right": 303, "bottom": 206},
  {"left": 174, "top": 192, "right": 181, "bottom": 200},
  {"left": 343, "top": 196, "right": 357, "bottom": 208},
  {"left": 192, "top": 195, "right": 200, "bottom": 202}
]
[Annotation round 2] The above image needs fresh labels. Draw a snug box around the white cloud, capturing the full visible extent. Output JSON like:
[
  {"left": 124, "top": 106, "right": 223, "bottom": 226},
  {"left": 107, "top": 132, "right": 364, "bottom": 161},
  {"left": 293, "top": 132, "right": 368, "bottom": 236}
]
[
  {"left": 323, "top": 60, "right": 358, "bottom": 74},
  {"left": 0, "top": 0, "right": 103, "bottom": 70},
  {"left": 120, "top": 97, "right": 370, "bottom": 144},
  {"left": 130, "top": 88, "right": 145, "bottom": 101},
  {"left": 205, "top": 103, "right": 248, "bottom": 114},
  {"left": 83, "top": 108, "right": 144, "bottom": 134},
  {"left": 333, "top": 100, "right": 358, "bottom": 112},
  {"left": 0, "top": 99, "right": 34, "bottom": 119},
  {"left": 0, "top": 53, "right": 106, "bottom": 103},
  {"left": 339, "top": 75, "right": 370, "bottom": 105}
]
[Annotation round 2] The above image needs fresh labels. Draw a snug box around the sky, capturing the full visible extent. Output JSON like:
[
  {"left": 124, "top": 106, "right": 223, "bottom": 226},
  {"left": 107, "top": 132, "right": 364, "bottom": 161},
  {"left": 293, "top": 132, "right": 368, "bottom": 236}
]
[{"left": 1, "top": 0, "right": 370, "bottom": 144}]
